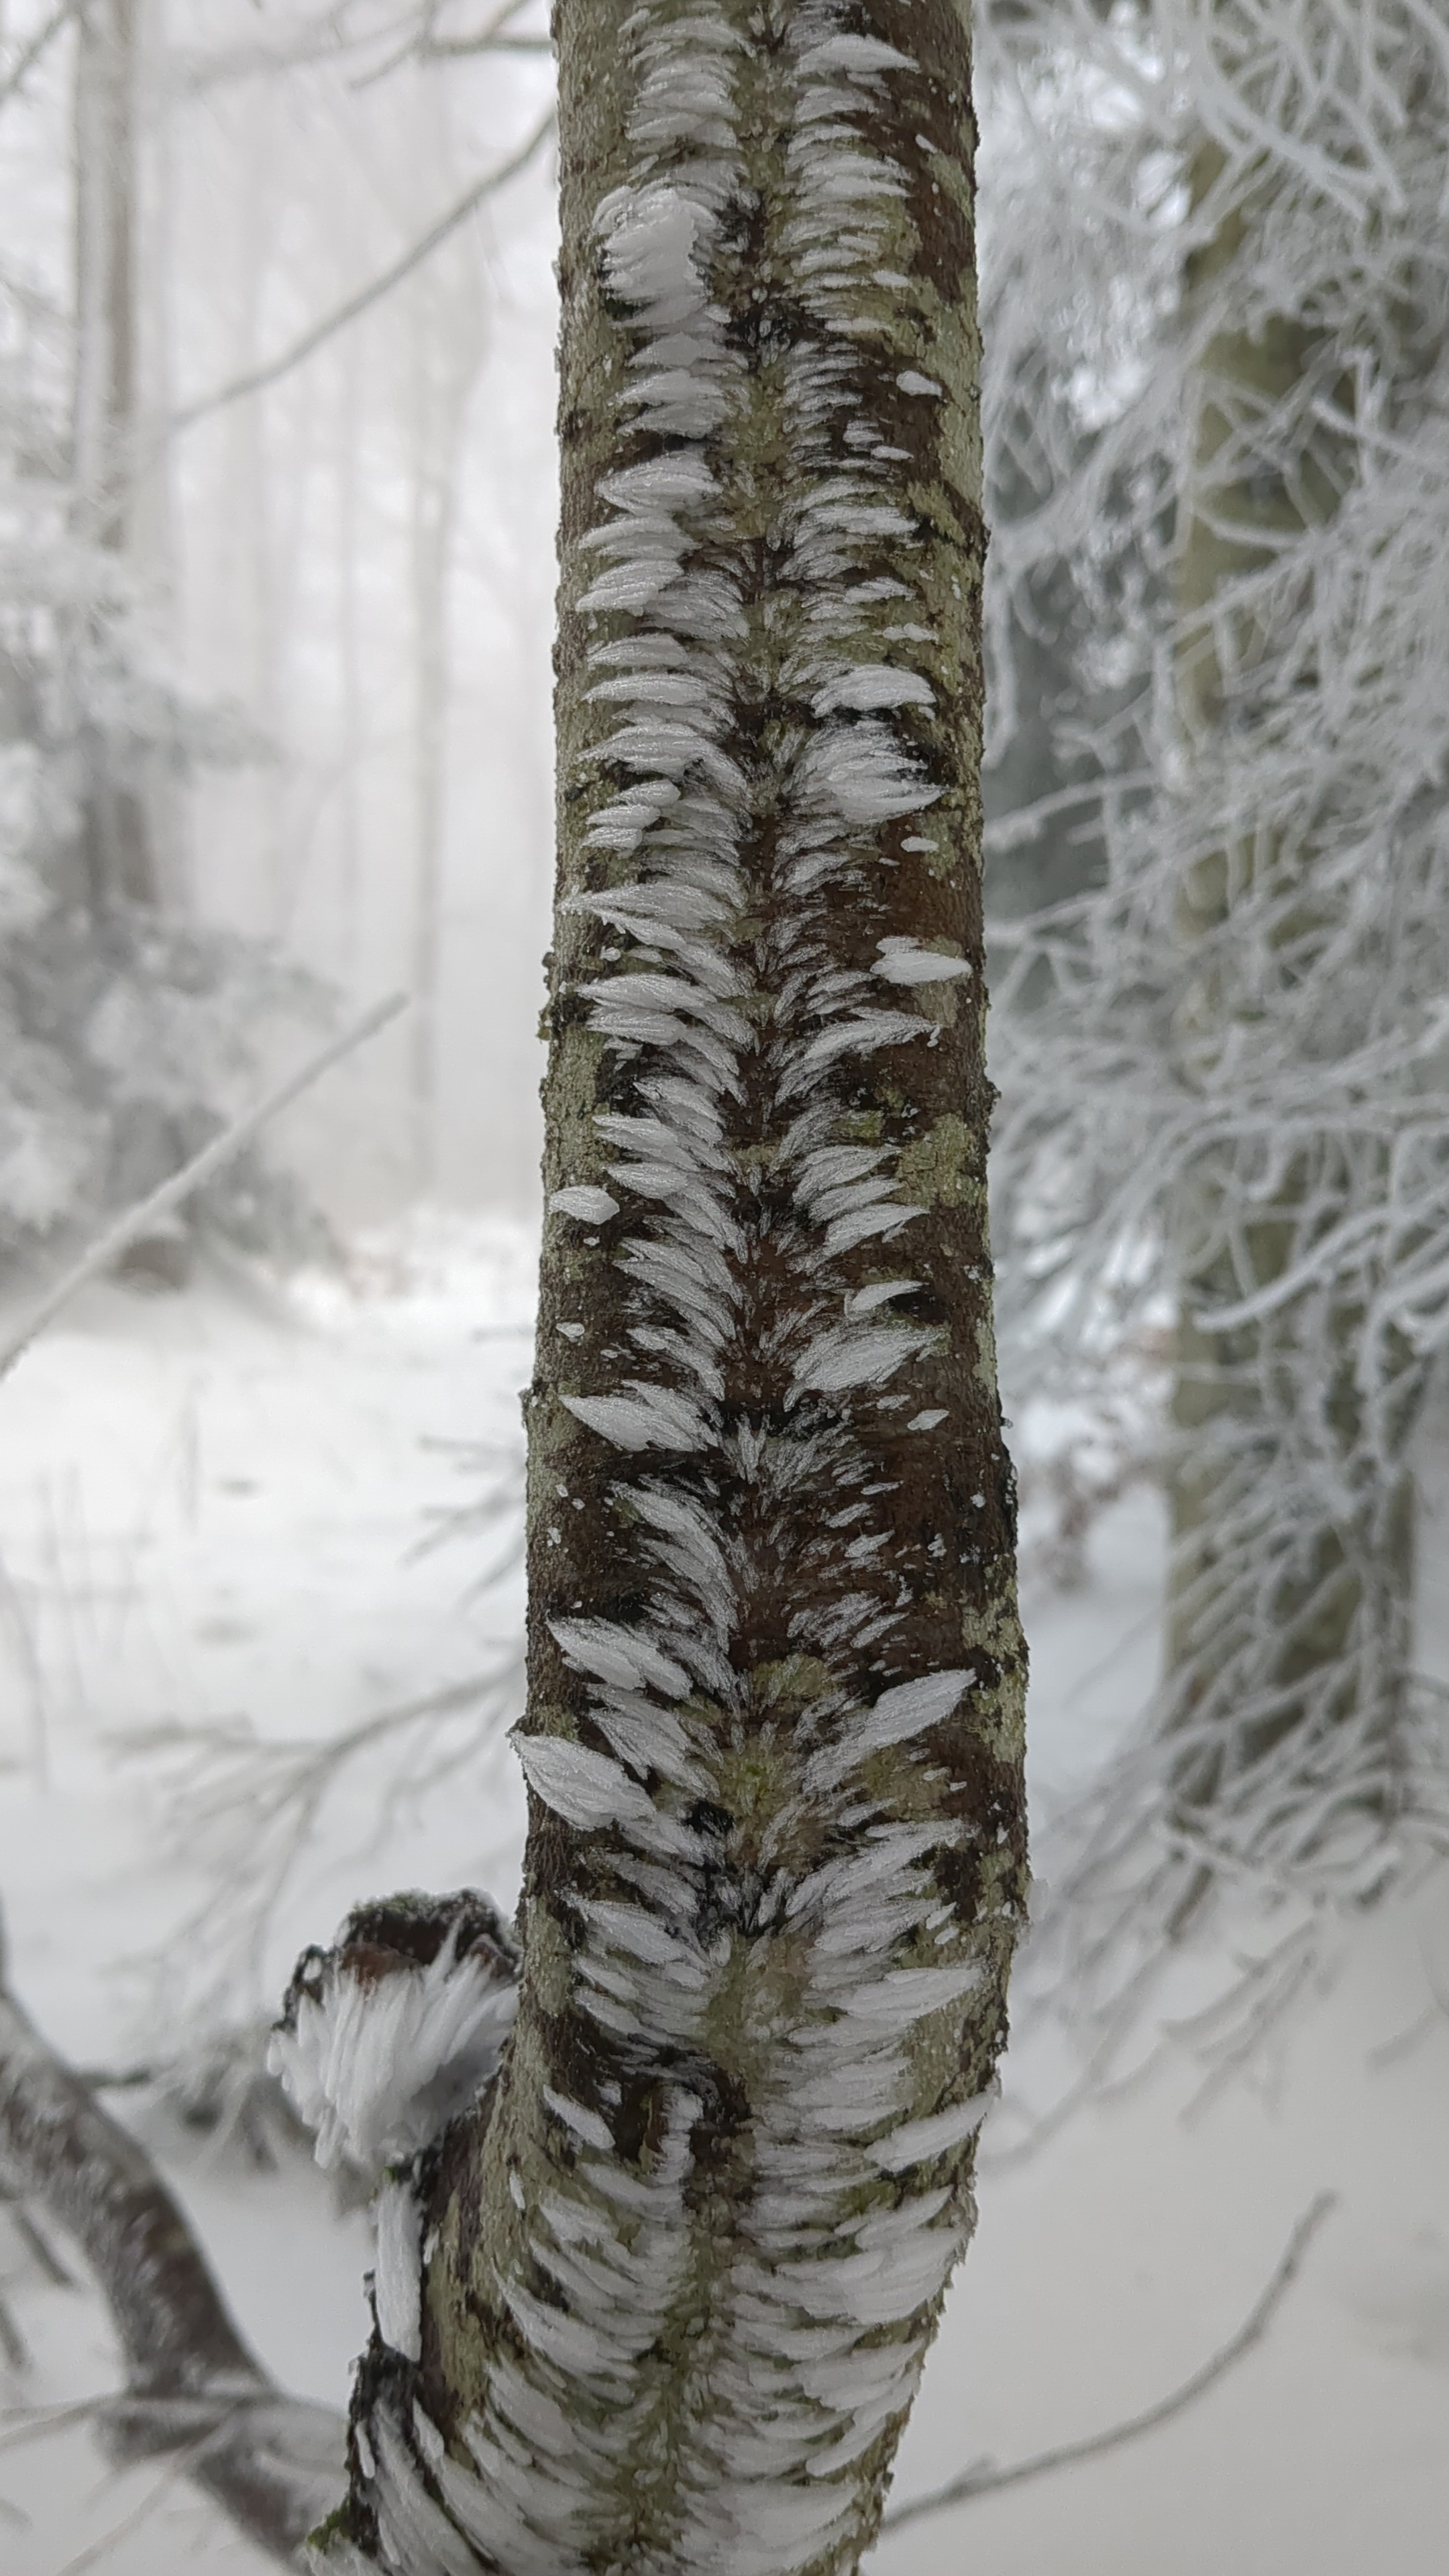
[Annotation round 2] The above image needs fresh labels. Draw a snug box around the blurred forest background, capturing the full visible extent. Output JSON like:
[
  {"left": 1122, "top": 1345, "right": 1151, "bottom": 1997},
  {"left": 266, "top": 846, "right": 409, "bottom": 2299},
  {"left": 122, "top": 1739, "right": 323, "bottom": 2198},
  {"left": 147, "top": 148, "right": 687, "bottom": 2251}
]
[{"left": 0, "top": 0, "right": 556, "bottom": 1254}]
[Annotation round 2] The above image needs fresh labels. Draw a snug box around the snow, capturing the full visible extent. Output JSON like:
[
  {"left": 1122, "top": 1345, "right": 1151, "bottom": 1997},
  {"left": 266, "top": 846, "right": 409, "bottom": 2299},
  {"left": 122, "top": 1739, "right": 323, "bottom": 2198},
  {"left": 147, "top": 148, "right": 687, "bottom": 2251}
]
[
  {"left": 0, "top": 1217, "right": 1443, "bottom": 2565},
  {"left": 269, "top": 1915, "right": 518, "bottom": 2179}
]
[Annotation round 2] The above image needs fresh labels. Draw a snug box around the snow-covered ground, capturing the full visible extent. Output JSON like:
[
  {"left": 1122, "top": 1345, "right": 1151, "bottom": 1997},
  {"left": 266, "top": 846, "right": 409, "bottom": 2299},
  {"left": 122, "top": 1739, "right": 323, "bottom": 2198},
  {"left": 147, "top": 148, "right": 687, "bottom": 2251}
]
[{"left": 0, "top": 1216, "right": 1445, "bottom": 2571}]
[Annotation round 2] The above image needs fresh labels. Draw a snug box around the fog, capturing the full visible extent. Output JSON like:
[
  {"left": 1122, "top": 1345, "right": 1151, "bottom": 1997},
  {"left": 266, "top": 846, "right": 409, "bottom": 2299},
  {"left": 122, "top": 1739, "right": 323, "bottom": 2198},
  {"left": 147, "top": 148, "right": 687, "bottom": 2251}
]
[
  {"left": 6, "top": 0, "right": 559, "bottom": 1225},
  {"left": 1, "top": 4, "right": 1448, "bottom": 2570}
]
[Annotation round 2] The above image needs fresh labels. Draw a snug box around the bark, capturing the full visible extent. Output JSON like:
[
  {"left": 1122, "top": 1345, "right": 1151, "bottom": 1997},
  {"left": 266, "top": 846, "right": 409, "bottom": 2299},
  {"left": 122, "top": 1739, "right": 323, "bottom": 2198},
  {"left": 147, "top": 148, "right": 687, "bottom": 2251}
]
[
  {"left": 301, "top": 7, "right": 1027, "bottom": 2573},
  {"left": 1163, "top": 127, "right": 1423, "bottom": 1892},
  {"left": 0, "top": 1925, "right": 344, "bottom": 2564},
  {"left": 72, "top": 0, "right": 158, "bottom": 908}
]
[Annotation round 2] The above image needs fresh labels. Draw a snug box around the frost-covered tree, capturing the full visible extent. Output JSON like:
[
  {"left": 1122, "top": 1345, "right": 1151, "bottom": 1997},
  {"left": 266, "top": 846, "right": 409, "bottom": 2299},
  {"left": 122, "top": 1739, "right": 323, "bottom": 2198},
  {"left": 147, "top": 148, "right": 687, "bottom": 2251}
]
[
  {"left": 0, "top": 3, "right": 325, "bottom": 1275},
  {"left": 260, "top": 5, "right": 1028, "bottom": 2571},
  {"left": 0, "top": 7, "right": 1023, "bottom": 2561},
  {"left": 980, "top": 0, "right": 1449, "bottom": 2022}
]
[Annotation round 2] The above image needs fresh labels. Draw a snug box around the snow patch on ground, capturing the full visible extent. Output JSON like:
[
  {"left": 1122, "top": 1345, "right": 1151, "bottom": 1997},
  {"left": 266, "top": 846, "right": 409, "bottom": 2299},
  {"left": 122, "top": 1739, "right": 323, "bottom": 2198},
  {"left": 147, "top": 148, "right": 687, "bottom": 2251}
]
[{"left": 0, "top": 1213, "right": 1444, "bottom": 2569}]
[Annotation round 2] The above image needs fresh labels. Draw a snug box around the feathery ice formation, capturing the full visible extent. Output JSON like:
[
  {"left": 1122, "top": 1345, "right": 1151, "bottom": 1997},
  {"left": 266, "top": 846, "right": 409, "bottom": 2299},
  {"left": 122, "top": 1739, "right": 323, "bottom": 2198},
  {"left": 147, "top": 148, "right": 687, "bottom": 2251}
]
[
  {"left": 272, "top": 1895, "right": 520, "bottom": 2363},
  {"left": 314, "top": 7, "right": 1026, "bottom": 2573}
]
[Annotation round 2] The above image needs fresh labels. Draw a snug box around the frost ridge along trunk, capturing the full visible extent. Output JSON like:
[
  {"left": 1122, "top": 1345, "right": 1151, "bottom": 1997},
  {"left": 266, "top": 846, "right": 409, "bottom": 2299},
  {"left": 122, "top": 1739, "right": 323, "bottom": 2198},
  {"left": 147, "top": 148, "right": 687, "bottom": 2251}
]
[{"left": 319, "top": 6, "right": 1027, "bottom": 2571}]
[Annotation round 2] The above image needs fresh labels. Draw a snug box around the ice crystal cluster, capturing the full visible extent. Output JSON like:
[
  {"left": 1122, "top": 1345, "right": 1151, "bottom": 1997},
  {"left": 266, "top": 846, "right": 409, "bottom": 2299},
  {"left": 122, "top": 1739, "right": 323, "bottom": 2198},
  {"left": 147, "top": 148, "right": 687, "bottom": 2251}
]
[
  {"left": 316, "top": 5, "right": 1024, "bottom": 2574},
  {"left": 272, "top": 1894, "right": 520, "bottom": 2363},
  {"left": 976, "top": 0, "right": 1449, "bottom": 2014}
]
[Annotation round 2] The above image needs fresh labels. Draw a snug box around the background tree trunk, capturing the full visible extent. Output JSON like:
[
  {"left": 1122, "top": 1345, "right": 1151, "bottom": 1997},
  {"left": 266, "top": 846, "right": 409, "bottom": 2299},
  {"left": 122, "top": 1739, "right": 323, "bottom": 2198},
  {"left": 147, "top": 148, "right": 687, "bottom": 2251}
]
[
  {"left": 406, "top": 250, "right": 485, "bottom": 1200},
  {"left": 72, "top": 0, "right": 158, "bottom": 909},
  {"left": 1163, "top": 126, "right": 1422, "bottom": 1902},
  {"left": 304, "top": 6, "right": 1028, "bottom": 2573}
]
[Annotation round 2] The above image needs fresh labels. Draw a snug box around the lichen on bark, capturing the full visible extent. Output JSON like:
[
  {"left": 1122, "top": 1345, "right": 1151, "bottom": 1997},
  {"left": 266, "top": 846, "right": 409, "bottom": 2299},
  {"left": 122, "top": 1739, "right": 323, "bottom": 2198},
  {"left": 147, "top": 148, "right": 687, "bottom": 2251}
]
[{"left": 315, "top": 9, "right": 1027, "bottom": 2572}]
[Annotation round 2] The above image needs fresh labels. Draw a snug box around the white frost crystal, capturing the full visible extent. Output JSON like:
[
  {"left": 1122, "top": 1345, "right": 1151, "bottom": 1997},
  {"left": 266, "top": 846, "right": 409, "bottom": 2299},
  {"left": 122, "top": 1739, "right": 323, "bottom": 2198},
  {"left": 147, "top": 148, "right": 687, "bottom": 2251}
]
[
  {"left": 270, "top": 1892, "right": 519, "bottom": 2182},
  {"left": 871, "top": 936, "right": 971, "bottom": 984},
  {"left": 549, "top": 1185, "right": 621, "bottom": 1222},
  {"left": 373, "top": 2178, "right": 425, "bottom": 2361}
]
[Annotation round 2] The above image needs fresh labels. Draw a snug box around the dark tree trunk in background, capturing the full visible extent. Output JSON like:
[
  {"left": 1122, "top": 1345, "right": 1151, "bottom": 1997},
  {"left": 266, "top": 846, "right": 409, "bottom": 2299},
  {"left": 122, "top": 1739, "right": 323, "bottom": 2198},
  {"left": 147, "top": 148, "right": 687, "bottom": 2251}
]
[{"left": 72, "top": 0, "right": 158, "bottom": 908}]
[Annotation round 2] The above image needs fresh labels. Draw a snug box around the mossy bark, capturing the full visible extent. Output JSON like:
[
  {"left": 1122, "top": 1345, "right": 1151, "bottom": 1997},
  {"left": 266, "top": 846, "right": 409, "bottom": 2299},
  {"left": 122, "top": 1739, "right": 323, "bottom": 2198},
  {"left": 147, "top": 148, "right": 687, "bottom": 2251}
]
[{"left": 320, "top": 9, "right": 1026, "bottom": 2571}]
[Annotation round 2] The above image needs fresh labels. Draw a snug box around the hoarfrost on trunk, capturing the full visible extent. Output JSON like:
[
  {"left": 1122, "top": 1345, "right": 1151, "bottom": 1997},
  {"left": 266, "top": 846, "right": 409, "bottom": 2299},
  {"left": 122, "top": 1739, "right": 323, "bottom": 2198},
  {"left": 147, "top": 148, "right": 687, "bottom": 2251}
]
[{"left": 310, "top": 7, "right": 1025, "bottom": 2573}]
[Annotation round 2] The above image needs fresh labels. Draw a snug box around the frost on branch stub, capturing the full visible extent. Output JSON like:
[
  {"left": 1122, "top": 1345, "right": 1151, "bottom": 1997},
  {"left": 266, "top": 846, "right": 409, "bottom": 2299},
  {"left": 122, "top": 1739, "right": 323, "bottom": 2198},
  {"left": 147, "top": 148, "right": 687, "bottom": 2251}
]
[{"left": 270, "top": 1890, "right": 520, "bottom": 2184}]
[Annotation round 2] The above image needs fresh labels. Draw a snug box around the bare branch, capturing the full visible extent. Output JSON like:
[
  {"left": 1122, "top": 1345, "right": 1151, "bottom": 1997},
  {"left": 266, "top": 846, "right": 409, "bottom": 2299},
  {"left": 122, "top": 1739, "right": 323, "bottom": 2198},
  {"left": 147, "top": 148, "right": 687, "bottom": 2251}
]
[
  {"left": 353, "top": 0, "right": 549, "bottom": 83},
  {"left": 138, "top": 1658, "right": 523, "bottom": 2088},
  {"left": 9, "top": 2201, "right": 74, "bottom": 2286},
  {"left": 0, "top": 991, "right": 406, "bottom": 1385},
  {"left": 170, "top": 111, "right": 555, "bottom": 435},
  {"left": 879, "top": 2193, "right": 1337, "bottom": 2535},
  {"left": 419, "top": 30, "right": 549, "bottom": 54},
  {"left": 0, "top": 0, "right": 76, "bottom": 112}
]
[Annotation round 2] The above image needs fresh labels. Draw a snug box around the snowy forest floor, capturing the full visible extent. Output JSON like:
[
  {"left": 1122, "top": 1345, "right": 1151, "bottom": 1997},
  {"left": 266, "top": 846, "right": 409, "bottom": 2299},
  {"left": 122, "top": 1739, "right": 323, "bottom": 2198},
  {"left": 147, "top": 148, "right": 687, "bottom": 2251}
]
[{"left": 0, "top": 1212, "right": 1446, "bottom": 2573}]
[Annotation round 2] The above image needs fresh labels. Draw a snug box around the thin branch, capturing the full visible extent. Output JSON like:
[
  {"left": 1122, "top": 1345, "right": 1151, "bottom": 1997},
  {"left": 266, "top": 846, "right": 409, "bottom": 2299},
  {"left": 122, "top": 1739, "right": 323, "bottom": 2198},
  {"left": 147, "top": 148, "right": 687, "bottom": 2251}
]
[
  {"left": 50, "top": 2428, "right": 212, "bottom": 2576},
  {"left": 354, "top": 0, "right": 549, "bottom": 84},
  {"left": 441, "top": 0, "right": 539, "bottom": 38},
  {"left": 0, "top": 0, "right": 76, "bottom": 111},
  {"left": 170, "top": 110, "right": 555, "bottom": 435},
  {"left": 9, "top": 2202, "right": 74, "bottom": 2286},
  {"left": 0, "top": 2398, "right": 103, "bottom": 2457},
  {"left": 420, "top": 31, "right": 550, "bottom": 54},
  {"left": 0, "top": 2283, "right": 26, "bottom": 2373},
  {"left": 879, "top": 2193, "right": 1337, "bottom": 2534},
  {"left": 144, "top": 1660, "right": 521, "bottom": 2045},
  {"left": 0, "top": 991, "right": 406, "bottom": 1385}
]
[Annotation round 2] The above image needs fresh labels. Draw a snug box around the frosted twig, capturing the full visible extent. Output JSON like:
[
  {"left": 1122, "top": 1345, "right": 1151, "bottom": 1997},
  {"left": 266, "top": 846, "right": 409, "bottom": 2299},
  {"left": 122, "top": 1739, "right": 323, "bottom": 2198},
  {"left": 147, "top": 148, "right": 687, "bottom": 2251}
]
[
  {"left": 357, "top": 0, "right": 549, "bottom": 82},
  {"left": 7, "top": 2202, "right": 73, "bottom": 2286},
  {"left": 879, "top": 2192, "right": 1336, "bottom": 2534},
  {"left": 0, "top": 992, "right": 406, "bottom": 1385},
  {"left": 135, "top": 1659, "right": 523, "bottom": 2081},
  {"left": 0, "top": 0, "right": 75, "bottom": 110}
]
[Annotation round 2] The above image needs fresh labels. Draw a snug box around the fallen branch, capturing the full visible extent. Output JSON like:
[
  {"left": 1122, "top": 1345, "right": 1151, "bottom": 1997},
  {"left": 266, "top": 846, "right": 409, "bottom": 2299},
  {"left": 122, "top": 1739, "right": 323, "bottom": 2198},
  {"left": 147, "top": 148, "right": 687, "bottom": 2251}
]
[
  {"left": 0, "top": 991, "right": 405, "bottom": 1385},
  {"left": 879, "top": 2192, "right": 1336, "bottom": 2535},
  {"left": 0, "top": 1904, "right": 344, "bottom": 2563}
]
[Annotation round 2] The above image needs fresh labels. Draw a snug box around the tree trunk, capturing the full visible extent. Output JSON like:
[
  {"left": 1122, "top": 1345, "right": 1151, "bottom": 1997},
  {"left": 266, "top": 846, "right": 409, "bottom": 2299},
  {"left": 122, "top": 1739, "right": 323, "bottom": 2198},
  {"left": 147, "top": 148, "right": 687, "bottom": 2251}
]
[
  {"left": 297, "top": 7, "right": 1028, "bottom": 2572},
  {"left": 1164, "top": 127, "right": 1422, "bottom": 1900},
  {"left": 407, "top": 260, "right": 484, "bottom": 1201},
  {"left": 72, "top": 0, "right": 159, "bottom": 909}
]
